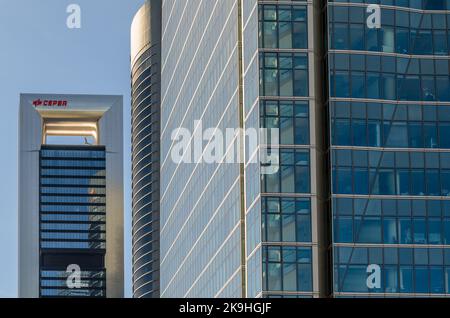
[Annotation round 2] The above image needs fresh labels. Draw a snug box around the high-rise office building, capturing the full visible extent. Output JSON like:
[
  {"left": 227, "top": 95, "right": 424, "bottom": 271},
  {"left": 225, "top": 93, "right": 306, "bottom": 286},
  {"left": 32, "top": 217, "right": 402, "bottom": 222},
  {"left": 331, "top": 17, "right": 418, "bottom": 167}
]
[
  {"left": 19, "top": 93, "right": 124, "bottom": 298},
  {"left": 130, "top": 0, "right": 162, "bottom": 298},
  {"left": 328, "top": 0, "right": 450, "bottom": 296},
  {"left": 160, "top": 0, "right": 325, "bottom": 298},
  {"left": 159, "top": 0, "right": 450, "bottom": 298}
]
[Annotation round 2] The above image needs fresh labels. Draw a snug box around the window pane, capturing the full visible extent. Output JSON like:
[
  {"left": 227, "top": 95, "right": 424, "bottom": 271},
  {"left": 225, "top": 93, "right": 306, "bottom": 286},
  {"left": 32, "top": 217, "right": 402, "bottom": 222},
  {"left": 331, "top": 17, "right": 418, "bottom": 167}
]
[
  {"left": 268, "top": 263, "right": 282, "bottom": 291},
  {"left": 283, "top": 263, "right": 297, "bottom": 291},
  {"left": 383, "top": 218, "right": 398, "bottom": 244},
  {"left": 267, "top": 214, "right": 281, "bottom": 241},
  {"left": 282, "top": 214, "right": 296, "bottom": 242},
  {"left": 297, "top": 264, "right": 312, "bottom": 292}
]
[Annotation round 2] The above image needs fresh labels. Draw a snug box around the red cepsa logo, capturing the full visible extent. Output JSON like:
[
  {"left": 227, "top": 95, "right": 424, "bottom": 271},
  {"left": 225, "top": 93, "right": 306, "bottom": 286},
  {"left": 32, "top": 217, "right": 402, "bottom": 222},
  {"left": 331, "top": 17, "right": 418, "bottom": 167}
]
[{"left": 32, "top": 99, "right": 68, "bottom": 107}]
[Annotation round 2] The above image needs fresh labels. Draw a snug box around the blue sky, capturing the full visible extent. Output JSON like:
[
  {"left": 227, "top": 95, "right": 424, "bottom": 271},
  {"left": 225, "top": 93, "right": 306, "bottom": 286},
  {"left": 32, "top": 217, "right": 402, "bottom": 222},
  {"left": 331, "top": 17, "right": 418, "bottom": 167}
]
[{"left": 0, "top": 0, "right": 145, "bottom": 297}]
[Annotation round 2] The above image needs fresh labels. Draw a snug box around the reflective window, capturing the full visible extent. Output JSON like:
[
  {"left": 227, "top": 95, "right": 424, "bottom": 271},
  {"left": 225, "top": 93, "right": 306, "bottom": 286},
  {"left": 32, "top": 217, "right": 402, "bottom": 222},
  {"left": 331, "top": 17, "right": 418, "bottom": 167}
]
[
  {"left": 262, "top": 197, "right": 311, "bottom": 243},
  {"left": 261, "top": 100, "right": 310, "bottom": 145},
  {"left": 260, "top": 52, "right": 309, "bottom": 97},
  {"left": 263, "top": 246, "right": 312, "bottom": 292},
  {"left": 259, "top": 4, "right": 308, "bottom": 49}
]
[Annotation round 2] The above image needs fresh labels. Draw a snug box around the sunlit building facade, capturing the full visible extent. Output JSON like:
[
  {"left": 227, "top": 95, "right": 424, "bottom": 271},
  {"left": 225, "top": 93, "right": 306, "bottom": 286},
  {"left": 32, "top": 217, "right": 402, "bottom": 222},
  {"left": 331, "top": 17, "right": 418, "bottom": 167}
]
[
  {"left": 160, "top": 0, "right": 327, "bottom": 298},
  {"left": 160, "top": 0, "right": 450, "bottom": 298},
  {"left": 160, "top": 0, "right": 244, "bottom": 297}
]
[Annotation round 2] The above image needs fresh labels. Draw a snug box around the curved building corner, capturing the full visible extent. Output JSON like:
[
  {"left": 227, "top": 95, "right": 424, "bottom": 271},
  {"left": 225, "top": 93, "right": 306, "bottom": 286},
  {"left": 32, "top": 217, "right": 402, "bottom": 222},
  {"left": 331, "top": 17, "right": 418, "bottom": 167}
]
[{"left": 130, "top": 0, "right": 161, "bottom": 298}]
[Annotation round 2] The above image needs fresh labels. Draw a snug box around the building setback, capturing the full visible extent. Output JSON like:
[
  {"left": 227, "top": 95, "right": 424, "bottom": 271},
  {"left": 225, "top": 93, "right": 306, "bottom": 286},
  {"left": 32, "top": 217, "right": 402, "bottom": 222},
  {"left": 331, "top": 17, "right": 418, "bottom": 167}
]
[
  {"left": 130, "top": 0, "right": 162, "bottom": 298},
  {"left": 158, "top": 0, "right": 450, "bottom": 298},
  {"left": 18, "top": 93, "right": 124, "bottom": 298}
]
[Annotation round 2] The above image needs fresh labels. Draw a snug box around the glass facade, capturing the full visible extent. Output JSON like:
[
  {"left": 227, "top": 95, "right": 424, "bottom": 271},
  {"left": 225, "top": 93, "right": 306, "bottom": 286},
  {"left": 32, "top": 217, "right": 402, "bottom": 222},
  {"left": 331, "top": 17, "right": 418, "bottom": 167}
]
[
  {"left": 160, "top": 0, "right": 321, "bottom": 298},
  {"left": 328, "top": 0, "right": 450, "bottom": 297},
  {"left": 39, "top": 145, "right": 106, "bottom": 298},
  {"left": 256, "top": 0, "right": 317, "bottom": 298},
  {"left": 160, "top": 0, "right": 243, "bottom": 297},
  {"left": 159, "top": 0, "right": 450, "bottom": 298}
]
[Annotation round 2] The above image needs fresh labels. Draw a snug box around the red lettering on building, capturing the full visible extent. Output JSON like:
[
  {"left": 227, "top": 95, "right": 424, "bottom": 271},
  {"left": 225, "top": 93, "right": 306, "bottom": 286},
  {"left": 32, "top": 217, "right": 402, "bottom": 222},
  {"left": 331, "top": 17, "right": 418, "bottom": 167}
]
[{"left": 32, "top": 99, "right": 68, "bottom": 108}]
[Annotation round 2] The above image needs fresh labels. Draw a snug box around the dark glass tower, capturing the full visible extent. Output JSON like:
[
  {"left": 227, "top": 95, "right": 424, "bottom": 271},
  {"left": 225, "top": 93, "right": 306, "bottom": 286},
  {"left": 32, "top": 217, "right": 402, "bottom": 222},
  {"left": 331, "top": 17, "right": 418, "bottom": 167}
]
[
  {"left": 328, "top": 0, "right": 450, "bottom": 296},
  {"left": 130, "top": 0, "right": 161, "bottom": 298},
  {"left": 39, "top": 145, "right": 107, "bottom": 298}
]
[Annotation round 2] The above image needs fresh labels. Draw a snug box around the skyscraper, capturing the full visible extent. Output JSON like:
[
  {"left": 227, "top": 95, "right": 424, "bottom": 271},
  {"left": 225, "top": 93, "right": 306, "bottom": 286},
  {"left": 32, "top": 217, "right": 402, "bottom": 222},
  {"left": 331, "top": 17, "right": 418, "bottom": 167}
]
[
  {"left": 130, "top": 0, "right": 162, "bottom": 298},
  {"left": 328, "top": 0, "right": 450, "bottom": 296},
  {"left": 158, "top": 0, "right": 450, "bottom": 298},
  {"left": 160, "top": 0, "right": 326, "bottom": 298},
  {"left": 18, "top": 93, "right": 124, "bottom": 298}
]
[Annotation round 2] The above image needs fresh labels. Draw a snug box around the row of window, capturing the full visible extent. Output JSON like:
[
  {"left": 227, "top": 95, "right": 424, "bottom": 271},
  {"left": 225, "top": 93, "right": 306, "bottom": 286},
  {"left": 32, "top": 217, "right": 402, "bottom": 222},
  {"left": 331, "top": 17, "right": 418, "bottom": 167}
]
[
  {"left": 40, "top": 288, "right": 105, "bottom": 297},
  {"left": 40, "top": 205, "right": 106, "bottom": 213},
  {"left": 331, "top": 54, "right": 450, "bottom": 78},
  {"left": 260, "top": 100, "right": 310, "bottom": 145},
  {"left": 40, "top": 241, "right": 106, "bottom": 249},
  {"left": 41, "top": 187, "right": 106, "bottom": 195},
  {"left": 335, "top": 246, "right": 450, "bottom": 267},
  {"left": 333, "top": 198, "right": 450, "bottom": 217},
  {"left": 41, "top": 149, "right": 105, "bottom": 159},
  {"left": 334, "top": 214, "right": 450, "bottom": 244},
  {"left": 330, "top": 0, "right": 450, "bottom": 11},
  {"left": 330, "top": 14, "right": 450, "bottom": 54},
  {"left": 41, "top": 270, "right": 105, "bottom": 279},
  {"left": 334, "top": 246, "right": 450, "bottom": 294},
  {"left": 41, "top": 279, "right": 105, "bottom": 288},
  {"left": 333, "top": 166, "right": 450, "bottom": 195},
  {"left": 41, "top": 196, "right": 106, "bottom": 204},
  {"left": 41, "top": 169, "right": 106, "bottom": 177},
  {"left": 41, "top": 159, "right": 105, "bottom": 168},
  {"left": 331, "top": 5, "right": 450, "bottom": 28},
  {"left": 259, "top": 5, "right": 308, "bottom": 49},
  {"left": 336, "top": 264, "right": 450, "bottom": 294},
  {"left": 41, "top": 232, "right": 106, "bottom": 240},
  {"left": 261, "top": 149, "right": 310, "bottom": 193},
  {"left": 41, "top": 178, "right": 106, "bottom": 186},
  {"left": 333, "top": 149, "right": 450, "bottom": 170},
  {"left": 260, "top": 52, "right": 309, "bottom": 97},
  {"left": 333, "top": 118, "right": 450, "bottom": 148},
  {"left": 330, "top": 69, "right": 450, "bottom": 101},
  {"left": 41, "top": 223, "right": 105, "bottom": 231},
  {"left": 262, "top": 246, "right": 313, "bottom": 292},
  {"left": 41, "top": 214, "right": 105, "bottom": 222},
  {"left": 331, "top": 101, "right": 450, "bottom": 121}
]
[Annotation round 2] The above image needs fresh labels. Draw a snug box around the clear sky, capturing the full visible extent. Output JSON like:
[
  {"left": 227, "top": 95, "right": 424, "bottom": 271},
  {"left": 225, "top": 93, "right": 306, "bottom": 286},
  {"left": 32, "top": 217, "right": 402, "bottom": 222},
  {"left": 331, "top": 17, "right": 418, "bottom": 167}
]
[{"left": 0, "top": 0, "right": 145, "bottom": 297}]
